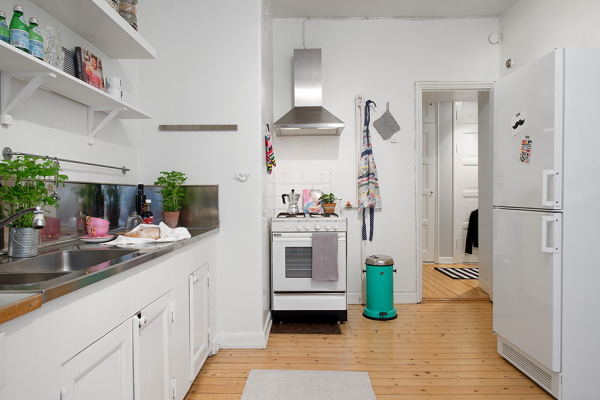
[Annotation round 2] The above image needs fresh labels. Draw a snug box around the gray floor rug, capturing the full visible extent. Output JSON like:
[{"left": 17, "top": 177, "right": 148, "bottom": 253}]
[{"left": 241, "top": 369, "right": 377, "bottom": 400}]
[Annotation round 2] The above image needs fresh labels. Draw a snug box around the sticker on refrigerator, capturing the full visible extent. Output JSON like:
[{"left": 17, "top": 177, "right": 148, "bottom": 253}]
[
  {"left": 519, "top": 136, "right": 532, "bottom": 164},
  {"left": 510, "top": 110, "right": 528, "bottom": 136}
]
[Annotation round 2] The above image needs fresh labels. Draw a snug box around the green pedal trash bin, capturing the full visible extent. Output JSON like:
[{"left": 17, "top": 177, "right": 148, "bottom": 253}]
[{"left": 363, "top": 254, "right": 397, "bottom": 321}]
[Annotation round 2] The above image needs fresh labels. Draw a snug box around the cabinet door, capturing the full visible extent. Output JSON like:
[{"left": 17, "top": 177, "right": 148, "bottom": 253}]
[
  {"left": 189, "top": 263, "right": 209, "bottom": 381},
  {"left": 134, "top": 291, "right": 174, "bottom": 400},
  {"left": 61, "top": 318, "right": 135, "bottom": 400}
]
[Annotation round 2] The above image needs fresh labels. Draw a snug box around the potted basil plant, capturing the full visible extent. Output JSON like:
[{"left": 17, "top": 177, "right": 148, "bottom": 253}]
[
  {"left": 0, "top": 155, "right": 67, "bottom": 257},
  {"left": 319, "top": 193, "right": 341, "bottom": 214},
  {"left": 154, "top": 170, "right": 187, "bottom": 228}
]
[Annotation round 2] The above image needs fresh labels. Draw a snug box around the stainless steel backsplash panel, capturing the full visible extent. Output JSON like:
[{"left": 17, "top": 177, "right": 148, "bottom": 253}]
[{"left": 44, "top": 183, "right": 219, "bottom": 239}]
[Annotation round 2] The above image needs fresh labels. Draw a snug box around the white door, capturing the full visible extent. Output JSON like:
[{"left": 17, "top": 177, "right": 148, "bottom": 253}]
[
  {"left": 494, "top": 50, "right": 563, "bottom": 210},
  {"left": 453, "top": 101, "right": 479, "bottom": 264},
  {"left": 189, "top": 263, "right": 210, "bottom": 381},
  {"left": 134, "top": 291, "right": 174, "bottom": 400},
  {"left": 493, "top": 208, "right": 562, "bottom": 372},
  {"left": 61, "top": 318, "right": 135, "bottom": 400},
  {"left": 422, "top": 112, "right": 436, "bottom": 263}
]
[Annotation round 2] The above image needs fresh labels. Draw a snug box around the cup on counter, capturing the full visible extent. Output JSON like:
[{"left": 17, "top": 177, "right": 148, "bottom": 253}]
[{"left": 105, "top": 77, "right": 123, "bottom": 100}]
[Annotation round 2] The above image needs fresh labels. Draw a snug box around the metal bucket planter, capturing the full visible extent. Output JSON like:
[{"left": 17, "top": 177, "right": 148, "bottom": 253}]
[{"left": 8, "top": 227, "right": 40, "bottom": 257}]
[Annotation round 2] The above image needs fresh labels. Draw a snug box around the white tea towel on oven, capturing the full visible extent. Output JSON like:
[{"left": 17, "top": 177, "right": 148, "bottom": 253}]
[
  {"left": 100, "top": 222, "right": 191, "bottom": 245},
  {"left": 311, "top": 232, "right": 339, "bottom": 281}
]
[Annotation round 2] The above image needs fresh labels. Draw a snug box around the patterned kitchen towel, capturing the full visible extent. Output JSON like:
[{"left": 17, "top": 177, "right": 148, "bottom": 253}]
[
  {"left": 358, "top": 100, "right": 382, "bottom": 242},
  {"left": 265, "top": 124, "right": 276, "bottom": 174},
  {"left": 373, "top": 102, "right": 401, "bottom": 140}
]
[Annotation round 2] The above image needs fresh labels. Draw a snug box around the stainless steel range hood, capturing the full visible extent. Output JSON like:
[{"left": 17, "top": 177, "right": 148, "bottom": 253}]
[{"left": 273, "top": 49, "right": 345, "bottom": 136}]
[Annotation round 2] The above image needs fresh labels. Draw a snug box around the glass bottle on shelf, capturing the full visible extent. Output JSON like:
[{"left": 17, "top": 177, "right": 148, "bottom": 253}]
[
  {"left": 0, "top": 11, "right": 9, "bottom": 44},
  {"left": 9, "top": 5, "right": 29, "bottom": 53},
  {"left": 119, "top": 0, "right": 138, "bottom": 31},
  {"left": 28, "top": 17, "right": 42, "bottom": 60}
]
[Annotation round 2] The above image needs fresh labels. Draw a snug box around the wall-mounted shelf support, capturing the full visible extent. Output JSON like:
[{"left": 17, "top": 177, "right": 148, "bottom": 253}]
[
  {"left": 1, "top": 71, "right": 57, "bottom": 125},
  {"left": 87, "top": 106, "right": 127, "bottom": 144}
]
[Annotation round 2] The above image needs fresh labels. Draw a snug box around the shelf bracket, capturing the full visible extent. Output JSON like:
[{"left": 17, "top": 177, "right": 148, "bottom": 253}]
[
  {"left": 87, "top": 106, "right": 127, "bottom": 144},
  {"left": 1, "top": 71, "right": 57, "bottom": 125}
]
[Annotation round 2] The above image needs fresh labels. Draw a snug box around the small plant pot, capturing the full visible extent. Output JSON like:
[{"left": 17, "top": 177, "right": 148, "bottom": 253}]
[
  {"left": 323, "top": 203, "right": 336, "bottom": 214},
  {"left": 8, "top": 227, "right": 40, "bottom": 258},
  {"left": 162, "top": 211, "right": 180, "bottom": 229}
]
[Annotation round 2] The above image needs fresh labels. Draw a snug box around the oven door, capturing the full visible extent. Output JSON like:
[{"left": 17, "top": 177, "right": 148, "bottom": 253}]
[{"left": 272, "top": 232, "right": 346, "bottom": 292}]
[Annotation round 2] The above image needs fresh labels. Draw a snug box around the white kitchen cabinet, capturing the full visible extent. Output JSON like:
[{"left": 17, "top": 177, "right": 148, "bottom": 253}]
[
  {"left": 189, "top": 263, "right": 210, "bottom": 381},
  {"left": 60, "top": 317, "right": 135, "bottom": 400},
  {"left": 134, "top": 291, "right": 174, "bottom": 400}
]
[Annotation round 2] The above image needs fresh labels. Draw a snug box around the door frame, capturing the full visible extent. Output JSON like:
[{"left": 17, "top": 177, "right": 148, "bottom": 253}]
[{"left": 415, "top": 82, "right": 494, "bottom": 303}]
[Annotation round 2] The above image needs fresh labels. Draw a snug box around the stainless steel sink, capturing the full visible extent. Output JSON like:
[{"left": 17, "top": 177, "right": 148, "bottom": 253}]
[{"left": 0, "top": 249, "right": 139, "bottom": 285}]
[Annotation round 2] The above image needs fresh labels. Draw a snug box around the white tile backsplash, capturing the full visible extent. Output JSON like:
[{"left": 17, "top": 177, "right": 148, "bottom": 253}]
[
  {"left": 322, "top": 172, "right": 331, "bottom": 184},
  {"left": 302, "top": 172, "right": 322, "bottom": 184},
  {"left": 284, "top": 172, "right": 303, "bottom": 184},
  {"left": 274, "top": 173, "right": 285, "bottom": 184},
  {"left": 267, "top": 171, "right": 331, "bottom": 217}
]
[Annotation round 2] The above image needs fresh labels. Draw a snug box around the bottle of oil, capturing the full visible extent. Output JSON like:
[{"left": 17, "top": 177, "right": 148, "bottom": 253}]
[
  {"left": 9, "top": 5, "right": 28, "bottom": 53},
  {"left": 135, "top": 184, "right": 146, "bottom": 216},
  {"left": 143, "top": 199, "right": 153, "bottom": 224}
]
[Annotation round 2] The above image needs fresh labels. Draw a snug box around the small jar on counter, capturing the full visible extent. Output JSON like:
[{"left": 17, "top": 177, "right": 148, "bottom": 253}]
[{"left": 119, "top": 0, "right": 137, "bottom": 31}]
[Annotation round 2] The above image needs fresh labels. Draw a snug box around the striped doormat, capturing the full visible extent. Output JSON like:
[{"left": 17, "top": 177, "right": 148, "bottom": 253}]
[{"left": 435, "top": 267, "right": 479, "bottom": 279}]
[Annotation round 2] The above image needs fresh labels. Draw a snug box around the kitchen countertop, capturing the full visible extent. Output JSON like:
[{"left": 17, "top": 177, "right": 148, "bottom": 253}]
[{"left": 0, "top": 227, "right": 219, "bottom": 325}]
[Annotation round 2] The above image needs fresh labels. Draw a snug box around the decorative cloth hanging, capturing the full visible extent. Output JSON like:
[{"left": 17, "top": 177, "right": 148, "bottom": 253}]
[
  {"left": 265, "top": 124, "right": 276, "bottom": 174},
  {"left": 373, "top": 102, "right": 401, "bottom": 140},
  {"left": 358, "top": 100, "right": 382, "bottom": 242}
]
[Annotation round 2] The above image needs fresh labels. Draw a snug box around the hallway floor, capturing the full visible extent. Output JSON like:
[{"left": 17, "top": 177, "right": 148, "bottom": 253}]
[
  {"left": 185, "top": 303, "right": 552, "bottom": 399},
  {"left": 423, "top": 263, "right": 489, "bottom": 300}
]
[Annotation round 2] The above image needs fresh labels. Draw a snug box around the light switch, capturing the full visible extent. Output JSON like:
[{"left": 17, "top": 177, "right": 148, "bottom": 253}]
[{"left": 390, "top": 135, "right": 398, "bottom": 143}]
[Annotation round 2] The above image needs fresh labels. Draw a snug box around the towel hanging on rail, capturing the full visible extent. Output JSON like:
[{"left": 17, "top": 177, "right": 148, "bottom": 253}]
[
  {"left": 358, "top": 100, "right": 382, "bottom": 242},
  {"left": 265, "top": 124, "right": 276, "bottom": 174}
]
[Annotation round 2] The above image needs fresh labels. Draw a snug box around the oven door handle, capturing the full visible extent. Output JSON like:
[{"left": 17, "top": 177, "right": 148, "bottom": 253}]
[{"left": 272, "top": 236, "right": 313, "bottom": 242}]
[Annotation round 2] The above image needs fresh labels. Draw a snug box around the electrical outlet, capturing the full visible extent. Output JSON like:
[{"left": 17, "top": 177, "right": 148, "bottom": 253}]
[{"left": 390, "top": 135, "right": 398, "bottom": 143}]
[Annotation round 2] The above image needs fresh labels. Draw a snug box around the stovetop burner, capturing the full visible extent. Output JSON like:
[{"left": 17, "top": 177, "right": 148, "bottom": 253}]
[
  {"left": 276, "top": 212, "right": 340, "bottom": 218},
  {"left": 309, "top": 212, "right": 339, "bottom": 218},
  {"left": 277, "top": 213, "right": 305, "bottom": 218}
]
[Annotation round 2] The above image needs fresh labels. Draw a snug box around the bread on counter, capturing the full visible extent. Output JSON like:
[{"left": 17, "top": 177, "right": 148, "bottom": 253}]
[{"left": 124, "top": 226, "right": 160, "bottom": 240}]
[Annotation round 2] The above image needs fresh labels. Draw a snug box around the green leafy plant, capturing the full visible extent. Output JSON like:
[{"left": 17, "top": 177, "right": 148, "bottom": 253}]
[
  {"left": 0, "top": 155, "right": 68, "bottom": 228},
  {"left": 319, "top": 193, "right": 341, "bottom": 204},
  {"left": 154, "top": 171, "right": 187, "bottom": 212}
]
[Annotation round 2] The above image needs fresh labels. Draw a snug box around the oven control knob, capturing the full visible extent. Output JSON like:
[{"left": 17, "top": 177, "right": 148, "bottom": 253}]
[
  {"left": 286, "top": 225, "right": 290, "bottom": 230},
  {"left": 325, "top": 225, "right": 331, "bottom": 230},
  {"left": 333, "top": 226, "right": 339, "bottom": 230},
  {"left": 314, "top": 224, "right": 321, "bottom": 230},
  {"left": 304, "top": 226, "right": 309, "bottom": 230},
  {"left": 296, "top": 225, "right": 302, "bottom": 231}
]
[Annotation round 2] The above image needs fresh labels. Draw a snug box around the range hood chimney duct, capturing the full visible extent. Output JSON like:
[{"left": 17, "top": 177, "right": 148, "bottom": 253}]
[{"left": 273, "top": 49, "right": 345, "bottom": 136}]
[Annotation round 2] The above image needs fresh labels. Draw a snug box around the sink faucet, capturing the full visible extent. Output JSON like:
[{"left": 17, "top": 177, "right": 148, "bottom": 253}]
[{"left": 0, "top": 207, "right": 46, "bottom": 230}]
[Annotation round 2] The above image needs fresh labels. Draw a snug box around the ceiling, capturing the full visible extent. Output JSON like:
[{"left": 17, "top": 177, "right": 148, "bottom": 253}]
[{"left": 271, "top": 0, "right": 519, "bottom": 19}]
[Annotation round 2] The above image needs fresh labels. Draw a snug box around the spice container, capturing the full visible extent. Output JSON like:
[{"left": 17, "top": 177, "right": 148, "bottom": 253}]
[{"left": 119, "top": 0, "right": 137, "bottom": 31}]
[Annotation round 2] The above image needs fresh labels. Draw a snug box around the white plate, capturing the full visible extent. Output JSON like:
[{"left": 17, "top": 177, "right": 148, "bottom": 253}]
[{"left": 80, "top": 235, "right": 115, "bottom": 243}]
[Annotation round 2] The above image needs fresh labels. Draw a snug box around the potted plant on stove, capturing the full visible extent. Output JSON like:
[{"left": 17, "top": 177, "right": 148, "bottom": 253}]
[
  {"left": 319, "top": 193, "right": 341, "bottom": 214},
  {"left": 154, "top": 170, "right": 187, "bottom": 228},
  {"left": 0, "top": 155, "right": 67, "bottom": 257}
]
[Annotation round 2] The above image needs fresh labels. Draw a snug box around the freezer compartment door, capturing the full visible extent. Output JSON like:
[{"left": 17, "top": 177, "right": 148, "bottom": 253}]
[
  {"left": 493, "top": 208, "right": 562, "bottom": 372},
  {"left": 493, "top": 49, "right": 563, "bottom": 210}
]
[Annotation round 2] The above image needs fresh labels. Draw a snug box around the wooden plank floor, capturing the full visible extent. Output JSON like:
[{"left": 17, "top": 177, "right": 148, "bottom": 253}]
[
  {"left": 423, "top": 264, "right": 489, "bottom": 300},
  {"left": 184, "top": 303, "right": 552, "bottom": 399}
]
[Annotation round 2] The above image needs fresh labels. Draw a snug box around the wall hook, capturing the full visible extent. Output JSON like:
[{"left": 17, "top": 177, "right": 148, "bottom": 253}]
[{"left": 234, "top": 172, "right": 250, "bottom": 182}]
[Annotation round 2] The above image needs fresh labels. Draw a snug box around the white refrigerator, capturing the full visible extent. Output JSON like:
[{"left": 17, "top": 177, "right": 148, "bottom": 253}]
[{"left": 493, "top": 48, "right": 600, "bottom": 399}]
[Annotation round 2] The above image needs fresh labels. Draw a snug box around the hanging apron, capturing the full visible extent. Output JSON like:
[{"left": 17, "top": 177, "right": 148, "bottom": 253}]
[{"left": 358, "top": 100, "right": 382, "bottom": 241}]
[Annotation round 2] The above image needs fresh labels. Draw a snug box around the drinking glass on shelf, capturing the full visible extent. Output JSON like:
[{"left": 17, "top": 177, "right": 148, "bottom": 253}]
[{"left": 42, "top": 26, "right": 64, "bottom": 70}]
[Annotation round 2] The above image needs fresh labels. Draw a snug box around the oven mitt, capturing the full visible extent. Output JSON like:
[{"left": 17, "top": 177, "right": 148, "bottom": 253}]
[{"left": 373, "top": 102, "right": 401, "bottom": 140}]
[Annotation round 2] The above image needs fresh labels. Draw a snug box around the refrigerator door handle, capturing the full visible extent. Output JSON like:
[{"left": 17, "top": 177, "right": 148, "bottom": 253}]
[
  {"left": 541, "top": 215, "right": 560, "bottom": 253},
  {"left": 542, "top": 170, "right": 556, "bottom": 207}
]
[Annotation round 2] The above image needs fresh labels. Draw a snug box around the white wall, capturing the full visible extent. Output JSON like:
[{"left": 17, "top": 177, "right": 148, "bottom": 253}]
[
  {"left": 273, "top": 18, "right": 500, "bottom": 302},
  {"left": 501, "top": 0, "right": 600, "bottom": 76},
  {"left": 138, "top": 0, "right": 268, "bottom": 346},
  {"left": 0, "top": 0, "right": 140, "bottom": 184}
]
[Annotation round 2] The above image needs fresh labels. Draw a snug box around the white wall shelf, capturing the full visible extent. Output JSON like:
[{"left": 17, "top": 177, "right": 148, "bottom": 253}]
[
  {"left": 30, "top": 0, "right": 157, "bottom": 59},
  {"left": 0, "top": 41, "right": 151, "bottom": 141}
]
